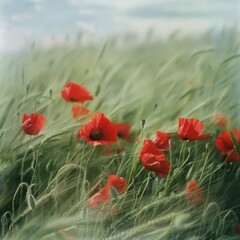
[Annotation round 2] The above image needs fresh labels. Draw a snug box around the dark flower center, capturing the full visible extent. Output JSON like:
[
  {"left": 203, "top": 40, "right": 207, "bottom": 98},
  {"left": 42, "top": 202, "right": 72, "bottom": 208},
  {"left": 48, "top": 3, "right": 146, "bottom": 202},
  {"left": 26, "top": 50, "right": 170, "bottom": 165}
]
[
  {"left": 183, "top": 137, "right": 188, "bottom": 140},
  {"left": 117, "top": 133, "right": 122, "bottom": 138},
  {"left": 89, "top": 128, "right": 104, "bottom": 140},
  {"left": 69, "top": 97, "right": 78, "bottom": 102}
]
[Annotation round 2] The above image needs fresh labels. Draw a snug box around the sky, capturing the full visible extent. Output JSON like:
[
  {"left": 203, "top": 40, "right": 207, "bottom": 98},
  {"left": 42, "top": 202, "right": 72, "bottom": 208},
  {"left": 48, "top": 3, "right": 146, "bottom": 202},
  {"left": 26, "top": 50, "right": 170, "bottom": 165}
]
[{"left": 0, "top": 0, "right": 239, "bottom": 52}]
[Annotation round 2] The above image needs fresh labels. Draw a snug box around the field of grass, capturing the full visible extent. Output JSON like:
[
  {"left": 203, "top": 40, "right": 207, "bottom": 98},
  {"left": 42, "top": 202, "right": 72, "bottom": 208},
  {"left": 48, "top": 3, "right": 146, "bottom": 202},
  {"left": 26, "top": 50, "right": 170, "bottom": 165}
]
[{"left": 0, "top": 30, "right": 240, "bottom": 240}]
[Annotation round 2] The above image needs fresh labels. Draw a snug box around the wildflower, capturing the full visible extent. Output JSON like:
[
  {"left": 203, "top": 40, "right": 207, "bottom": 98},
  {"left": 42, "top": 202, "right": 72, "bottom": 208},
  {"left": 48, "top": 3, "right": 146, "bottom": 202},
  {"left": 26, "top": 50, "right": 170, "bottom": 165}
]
[
  {"left": 215, "top": 129, "right": 240, "bottom": 162},
  {"left": 87, "top": 175, "right": 127, "bottom": 207},
  {"left": 77, "top": 113, "right": 117, "bottom": 146},
  {"left": 61, "top": 82, "right": 93, "bottom": 103},
  {"left": 86, "top": 188, "right": 110, "bottom": 207},
  {"left": 185, "top": 180, "right": 202, "bottom": 204},
  {"left": 115, "top": 123, "right": 131, "bottom": 141},
  {"left": 72, "top": 105, "right": 91, "bottom": 119},
  {"left": 152, "top": 131, "right": 171, "bottom": 150},
  {"left": 140, "top": 139, "right": 171, "bottom": 178},
  {"left": 178, "top": 118, "right": 210, "bottom": 141},
  {"left": 212, "top": 113, "right": 229, "bottom": 127},
  {"left": 21, "top": 113, "right": 46, "bottom": 135},
  {"left": 105, "top": 175, "right": 127, "bottom": 195}
]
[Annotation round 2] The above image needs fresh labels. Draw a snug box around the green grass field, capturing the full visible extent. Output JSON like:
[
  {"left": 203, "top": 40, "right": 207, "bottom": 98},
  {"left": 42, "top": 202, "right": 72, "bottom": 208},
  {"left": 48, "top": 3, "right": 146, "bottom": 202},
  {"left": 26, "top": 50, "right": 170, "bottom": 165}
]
[{"left": 0, "top": 30, "right": 240, "bottom": 240}]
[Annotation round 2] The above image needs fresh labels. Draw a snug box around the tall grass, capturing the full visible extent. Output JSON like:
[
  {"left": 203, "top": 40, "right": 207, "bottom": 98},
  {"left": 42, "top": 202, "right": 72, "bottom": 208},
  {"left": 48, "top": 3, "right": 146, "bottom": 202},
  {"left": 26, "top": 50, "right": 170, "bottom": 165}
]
[{"left": 0, "top": 30, "right": 240, "bottom": 239}]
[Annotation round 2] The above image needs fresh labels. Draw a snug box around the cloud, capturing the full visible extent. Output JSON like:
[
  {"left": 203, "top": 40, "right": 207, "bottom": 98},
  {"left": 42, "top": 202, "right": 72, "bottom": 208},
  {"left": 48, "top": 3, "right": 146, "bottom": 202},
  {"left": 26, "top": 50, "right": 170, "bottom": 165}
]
[
  {"left": 69, "top": 0, "right": 81, "bottom": 5},
  {"left": 69, "top": 0, "right": 158, "bottom": 10},
  {"left": 79, "top": 8, "right": 96, "bottom": 15},
  {"left": 0, "top": 21, "right": 7, "bottom": 27},
  {"left": 11, "top": 14, "right": 33, "bottom": 21},
  {"left": 0, "top": 22, "right": 7, "bottom": 33},
  {"left": 0, "top": 0, "right": 12, "bottom": 5},
  {"left": 31, "top": 0, "right": 46, "bottom": 3},
  {"left": 76, "top": 21, "right": 96, "bottom": 33},
  {"left": 0, "top": 25, "right": 38, "bottom": 52},
  {"left": 113, "top": 15, "right": 230, "bottom": 38},
  {"left": 34, "top": 4, "right": 43, "bottom": 11},
  {"left": 127, "top": 1, "right": 239, "bottom": 20}
]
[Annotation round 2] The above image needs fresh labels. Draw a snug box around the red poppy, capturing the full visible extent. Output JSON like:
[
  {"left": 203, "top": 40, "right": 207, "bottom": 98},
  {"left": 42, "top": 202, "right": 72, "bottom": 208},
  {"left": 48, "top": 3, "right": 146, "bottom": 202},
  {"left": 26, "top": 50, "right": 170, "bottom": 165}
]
[
  {"left": 178, "top": 118, "right": 210, "bottom": 141},
  {"left": 77, "top": 113, "right": 117, "bottom": 146},
  {"left": 185, "top": 180, "right": 202, "bottom": 204},
  {"left": 152, "top": 131, "right": 171, "bottom": 150},
  {"left": 87, "top": 175, "right": 127, "bottom": 207},
  {"left": 212, "top": 113, "right": 229, "bottom": 127},
  {"left": 72, "top": 105, "right": 91, "bottom": 119},
  {"left": 215, "top": 129, "right": 240, "bottom": 162},
  {"left": 115, "top": 123, "right": 131, "bottom": 141},
  {"left": 61, "top": 82, "right": 93, "bottom": 103},
  {"left": 140, "top": 139, "right": 171, "bottom": 178},
  {"left": 105, "top": 175, "right": 127, "bottom": 195},
  {"left": 21, "top": 113, "right": 46, "bottom": 135},
  {"left": 86, "top": 188, "right": 110, "bottom": 207}
]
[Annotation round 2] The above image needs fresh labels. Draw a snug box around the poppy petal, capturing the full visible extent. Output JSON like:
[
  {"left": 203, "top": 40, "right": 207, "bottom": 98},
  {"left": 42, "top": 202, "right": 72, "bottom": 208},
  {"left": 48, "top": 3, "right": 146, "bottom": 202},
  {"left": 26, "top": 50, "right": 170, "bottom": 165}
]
[
  {"left": 215, "top": 129, "right": 240, "bottom": 162},
  {"left": 86, "top": 188, "right": 110, "bottom": 207},
  {"left": 185, "top": 180, "right": 202, "bottom": 204},
  {"left": 21, "top": 113, "right": 46, "bottom": 135},
  {"left": 61, "top": 82, "right": 93, "bottom": 103},
  {"left": 105, "top": 175, "right": 127, "bottom": 195},
  {"left": 152, "top": 131, "right": 171, "bottom": 150},
  {"left": 72, "top": 105, "right": 91, "bottom": 119},
  {"left": 77, "top": 113, "right": 117, "bottom": 146},
  {"left": 178, "top": 118, "right": 209, "bottom": 141}
]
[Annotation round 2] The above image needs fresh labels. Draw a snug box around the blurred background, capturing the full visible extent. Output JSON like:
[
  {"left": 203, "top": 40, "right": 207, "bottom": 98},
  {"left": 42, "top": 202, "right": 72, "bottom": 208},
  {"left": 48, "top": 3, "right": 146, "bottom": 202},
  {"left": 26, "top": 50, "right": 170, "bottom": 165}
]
[{"left": 0, "top": 0, "right": 239, "bottom": 53}]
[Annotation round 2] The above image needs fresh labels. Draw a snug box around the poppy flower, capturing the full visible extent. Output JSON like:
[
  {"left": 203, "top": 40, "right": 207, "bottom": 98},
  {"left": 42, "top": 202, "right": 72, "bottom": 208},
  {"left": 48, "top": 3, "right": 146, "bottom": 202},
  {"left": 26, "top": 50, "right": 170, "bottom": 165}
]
[
  {"left": 115, "top": 123, "right": 131, "bottom": 141},
  {"left": 140, "top": 139, "right": 171, "bottom": 178},
  {"left": 77, "top": 113, "right": 117, "bottom": 146},
  {"left": 87, "top": 175, "right": 127, "bottom": 207},
  {"left": 105, "top": 175, "right": 127, "bottom": 195},
  {"left": 215, "top": 129, "right": 240, "bottom": 162},
  {"left": 178, "top": 118, "right": 210, "bottom": 141},
  {"left": 72, "top": 105, "right": 91, "bottom": 119},
  {"left": 61, "top": 82, "right": 93, "bottom": 103},
  {"left": 21, "top": 113, "right": 46, "bottom": 135},
  {"left": 185, "top": 180, "right": 202, "bottom": 204},
  {"left": 152, "top": 131, "right": 171, "bottom": 150},
  {"left": 212, "top": 113, "right": 229, "bottom": 127},
  {"left": 86, "top": 188, "right": 110, "bottom": 207}
]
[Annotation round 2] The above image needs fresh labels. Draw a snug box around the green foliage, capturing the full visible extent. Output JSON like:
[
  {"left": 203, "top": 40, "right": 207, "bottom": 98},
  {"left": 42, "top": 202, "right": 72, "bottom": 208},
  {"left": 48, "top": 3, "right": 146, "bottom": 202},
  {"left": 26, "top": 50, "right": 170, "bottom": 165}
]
[{"left": 0, "top": 30, "right": 240, "bottom": 239}]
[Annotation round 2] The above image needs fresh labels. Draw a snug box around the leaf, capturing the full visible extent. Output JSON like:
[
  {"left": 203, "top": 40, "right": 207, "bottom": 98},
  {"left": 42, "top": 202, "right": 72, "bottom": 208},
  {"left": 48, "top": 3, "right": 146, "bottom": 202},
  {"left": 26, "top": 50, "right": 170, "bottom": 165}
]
[{"left": 109, "top": 186, "right": 119, "bottom": 200}]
